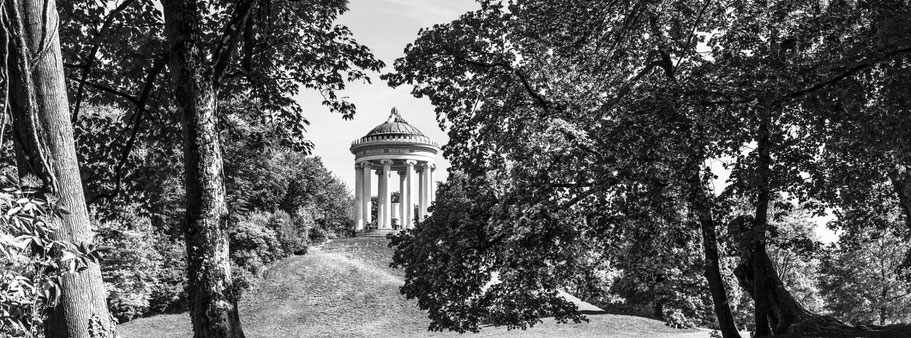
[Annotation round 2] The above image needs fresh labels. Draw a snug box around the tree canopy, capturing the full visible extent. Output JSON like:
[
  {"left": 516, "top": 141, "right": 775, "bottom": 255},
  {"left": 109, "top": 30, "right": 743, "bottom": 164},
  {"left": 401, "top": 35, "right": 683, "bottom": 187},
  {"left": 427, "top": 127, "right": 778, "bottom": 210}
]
[{"left": 386, "top": 0, "right": 911, "bottom": 336}]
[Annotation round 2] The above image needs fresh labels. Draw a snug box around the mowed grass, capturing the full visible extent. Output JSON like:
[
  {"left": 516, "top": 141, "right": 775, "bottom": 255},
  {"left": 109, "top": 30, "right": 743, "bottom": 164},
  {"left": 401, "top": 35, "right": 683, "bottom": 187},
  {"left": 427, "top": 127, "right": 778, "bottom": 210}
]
[{"left": 119, "top": 237, "right": 712, "bottom": 338}]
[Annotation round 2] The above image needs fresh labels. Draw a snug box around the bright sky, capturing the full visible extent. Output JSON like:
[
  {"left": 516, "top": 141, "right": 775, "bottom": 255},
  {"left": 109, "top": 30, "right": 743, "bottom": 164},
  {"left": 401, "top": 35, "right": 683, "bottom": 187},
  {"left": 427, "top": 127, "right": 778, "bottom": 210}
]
[{"left": 294, "top": 0, "right": 478, "bottom": 196}]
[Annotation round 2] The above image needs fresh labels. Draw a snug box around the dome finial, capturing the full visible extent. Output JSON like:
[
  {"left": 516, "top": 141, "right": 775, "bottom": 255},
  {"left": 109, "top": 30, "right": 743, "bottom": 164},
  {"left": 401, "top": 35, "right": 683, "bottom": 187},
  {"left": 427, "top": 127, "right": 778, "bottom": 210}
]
[{"left": 388, "top": 107, "right": 401, "bottom": 122}]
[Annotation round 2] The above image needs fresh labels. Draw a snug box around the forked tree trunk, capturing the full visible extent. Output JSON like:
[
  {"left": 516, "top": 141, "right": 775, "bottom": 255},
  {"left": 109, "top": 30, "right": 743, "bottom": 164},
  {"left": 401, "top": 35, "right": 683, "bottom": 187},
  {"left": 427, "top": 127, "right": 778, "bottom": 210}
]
[
  {"left": 733, "top": 248, "right": 814, "bottom": 333},
  {"left": 732, "top": 247, "right": 848, "bottom": 336},
  {"left": 4, "top": 0, "right": 115, "bottom": 336},
  {"left": 162, "top": 0, "right": 245, "bottom": 337},
  {"left": 732, "top": 117, "right": 847, "bottom": 335},
  {"left": 688, "top": 163, "right": 741, "bottom": 338}
]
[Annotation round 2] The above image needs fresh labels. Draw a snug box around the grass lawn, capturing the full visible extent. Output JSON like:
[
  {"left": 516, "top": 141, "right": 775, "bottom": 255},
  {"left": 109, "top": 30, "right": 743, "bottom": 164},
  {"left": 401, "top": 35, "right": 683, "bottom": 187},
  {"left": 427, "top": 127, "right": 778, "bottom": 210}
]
[{"left": 119, "top": 237, "right": 718, "bottom": 338}]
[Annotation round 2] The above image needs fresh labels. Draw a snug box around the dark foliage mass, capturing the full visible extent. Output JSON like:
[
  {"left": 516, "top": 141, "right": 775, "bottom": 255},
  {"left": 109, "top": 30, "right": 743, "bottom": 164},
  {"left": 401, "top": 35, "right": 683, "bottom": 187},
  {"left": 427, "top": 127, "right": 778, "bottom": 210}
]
[{"left": 386, "top": 0, "right": 911, "bottom": 337}]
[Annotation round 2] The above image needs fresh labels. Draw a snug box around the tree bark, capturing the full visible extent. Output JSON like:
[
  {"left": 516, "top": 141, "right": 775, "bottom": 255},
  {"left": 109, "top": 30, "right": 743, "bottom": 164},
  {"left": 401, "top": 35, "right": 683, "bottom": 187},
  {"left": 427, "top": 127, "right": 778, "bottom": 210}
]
[
  {"left": 162, "top": 0, "right": 245, "bottom": 337},
  {"left": 751, "top": 118, "right": 773, "bottom": 336},
  {"left": 730, "top": 116, "right": 848, "bottom": 334},
  {"left": 733, "top": 248, "right": 811, "bottom": 332},
  {"left": 888, "top": 168, "right": 911, "bottom": 262},
  {"left": 688, "top": 164, "right": 742, "bottom": 338},
  {"left": 732, "top": 246, "right": 851, "bottom": 336},
  {"left": 4, "top": 0, "right": 115, "bottom": 336}
]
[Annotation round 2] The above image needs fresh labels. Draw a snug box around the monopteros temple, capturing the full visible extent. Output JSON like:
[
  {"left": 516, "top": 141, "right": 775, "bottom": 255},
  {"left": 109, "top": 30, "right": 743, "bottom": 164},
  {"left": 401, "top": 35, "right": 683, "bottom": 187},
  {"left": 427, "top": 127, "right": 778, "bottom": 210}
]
[{"left": 350, "top": 108, "right": 440, "bottom": 235}]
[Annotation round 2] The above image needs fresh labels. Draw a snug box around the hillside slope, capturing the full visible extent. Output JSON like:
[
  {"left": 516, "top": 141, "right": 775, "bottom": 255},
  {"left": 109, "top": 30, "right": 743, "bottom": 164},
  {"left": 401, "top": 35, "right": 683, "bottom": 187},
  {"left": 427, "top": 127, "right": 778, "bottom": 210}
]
[{"left": 119, "top": 237, "right": 711, "bottom": 338}]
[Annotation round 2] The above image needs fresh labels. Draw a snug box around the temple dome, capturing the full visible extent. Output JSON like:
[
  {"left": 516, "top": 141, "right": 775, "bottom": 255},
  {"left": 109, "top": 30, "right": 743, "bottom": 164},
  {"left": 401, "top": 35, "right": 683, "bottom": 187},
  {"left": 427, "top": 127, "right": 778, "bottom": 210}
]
[
  {"left": 365, "top": 110, "right": 426, "bottom": 137},
  {"left": 351, "top": 108, "right": 439, "bottom": 149}
]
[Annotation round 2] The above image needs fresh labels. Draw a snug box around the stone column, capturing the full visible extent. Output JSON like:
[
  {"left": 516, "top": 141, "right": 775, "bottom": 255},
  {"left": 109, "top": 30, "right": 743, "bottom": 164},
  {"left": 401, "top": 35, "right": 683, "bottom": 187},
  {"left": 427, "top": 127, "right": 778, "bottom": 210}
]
[
  {"left": 376, "top": 169, "right": 385, "bottom": 230},
  {"left": 404, "top": 160, "right": 416, "bottom": 228},
  {"left": 398, "top": 170, "right": 406, "bottom": 229},
  {"left": 429, "top": 164, "right": 436, "bottom": 204},
  {"left": 361, "top": 163, "right": 372, "bottom": 230},
  {"left": 381, "top": 159, "right": 393, "bottom": 229},
  {"left": 421, "top": 163, "right": 433, "bottom": 216},
  {"left": 418, "top": 164, "right": 426, "bottom": 219},
  {"left": 354, "top": 164, "right": 364, "bottom": 231}
]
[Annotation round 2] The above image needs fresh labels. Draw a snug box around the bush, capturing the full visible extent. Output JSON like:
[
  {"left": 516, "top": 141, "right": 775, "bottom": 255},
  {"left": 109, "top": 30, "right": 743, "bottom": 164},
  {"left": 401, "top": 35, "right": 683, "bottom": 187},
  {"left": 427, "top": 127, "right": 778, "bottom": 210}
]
[
  {"left": 95, "top": 205, "right": 187, "bottom": 322},
  {"left": 229, "top": 212, "right": 286, "bottom": 276},
  {"left": 146, "top": 239, "right": 186, "bottom": 314},
  {"left": 282, "top": 211, "right": 312, "bottom": 255},
  {"left": 308, "top": 226, "right": 329, "bottom": 244},
  {"left": 228, "top": 210, "right": 319, "bottom": 294},
  {"left": 1, "top": 180, "right": 102, "bottom": 336}
]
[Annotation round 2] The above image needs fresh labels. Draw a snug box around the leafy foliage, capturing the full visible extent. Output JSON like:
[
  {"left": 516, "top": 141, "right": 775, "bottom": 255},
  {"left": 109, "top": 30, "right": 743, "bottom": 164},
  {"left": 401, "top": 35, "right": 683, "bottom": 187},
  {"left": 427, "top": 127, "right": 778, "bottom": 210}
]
[
  {"left": 79, "top": 96, "right": 354, "bottom": 322},
  {"left": 819, "top": 228, "right": 911, "bottom": 326},
  {"left": 390, "top": 171, "right": 597, "bottom": 332},
  {"left": 819, "top": 186, "right": 911, "bottom": 325},
  {"left": 95, "top": 206, "right": 187, "bottom": 322},
  {"left": 0, "top": 179, "right": 102, "bottom": 336},
  {"left": 385, "top": 0, "right": 911, "bottom": 335}
]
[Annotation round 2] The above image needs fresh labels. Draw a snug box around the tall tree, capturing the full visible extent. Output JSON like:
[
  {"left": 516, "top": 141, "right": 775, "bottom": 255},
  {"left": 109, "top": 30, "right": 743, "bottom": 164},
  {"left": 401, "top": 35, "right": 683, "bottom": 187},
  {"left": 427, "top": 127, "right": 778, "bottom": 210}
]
[
  {"left": 385, "top": 1, "right": 745, "bottom": 335},
  {"left": 387, "top": 0, "right": 911, "bottom": 336},
  {"left": 53, "top": 0, "right": 382, "bottom": 336},
  {"left": 156, "top": 0, "right": 382, "bottom": 336},
  {"left": 2, "top": 0, "right": 115, "bottom": 335},
  {"left": 160, "top": 0, "right": 247, "bottom": 336}
]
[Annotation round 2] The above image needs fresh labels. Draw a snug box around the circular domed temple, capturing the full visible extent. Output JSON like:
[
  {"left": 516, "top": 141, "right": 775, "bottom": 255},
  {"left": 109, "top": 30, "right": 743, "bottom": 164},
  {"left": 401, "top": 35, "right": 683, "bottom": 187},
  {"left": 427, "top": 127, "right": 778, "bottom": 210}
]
[{"left": 351, "top": 108, "right": 440, "bottom": 234}]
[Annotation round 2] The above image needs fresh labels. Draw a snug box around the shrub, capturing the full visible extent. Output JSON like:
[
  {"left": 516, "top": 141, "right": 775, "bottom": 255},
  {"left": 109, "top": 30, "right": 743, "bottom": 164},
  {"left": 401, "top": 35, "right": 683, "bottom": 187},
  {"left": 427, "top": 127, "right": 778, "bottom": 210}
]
[
  {"left": 146, "top": 239, "right": 186, "bottom": 314},
  {"left": 95, "top": 205, "right": 187, "bottom": 321},
  {"left": 229, "top": 211, "right": 286, "bottom": 276},
  {"left": 283, "top": 211, "right": 312, "bottom": 255},
  {"left": 308, "top": 226, "right": 329, "bottom": 244},
  {"left": 1, "top": 180, "right": 101, "bottom": 336}
]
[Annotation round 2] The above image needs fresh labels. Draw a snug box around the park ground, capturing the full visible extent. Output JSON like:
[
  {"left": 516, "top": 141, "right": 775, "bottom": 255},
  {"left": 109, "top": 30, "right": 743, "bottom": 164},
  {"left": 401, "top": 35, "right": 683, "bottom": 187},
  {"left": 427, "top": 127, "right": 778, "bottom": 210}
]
[{"left": 120, "top": 237, "right": 731, "bottom": 338}]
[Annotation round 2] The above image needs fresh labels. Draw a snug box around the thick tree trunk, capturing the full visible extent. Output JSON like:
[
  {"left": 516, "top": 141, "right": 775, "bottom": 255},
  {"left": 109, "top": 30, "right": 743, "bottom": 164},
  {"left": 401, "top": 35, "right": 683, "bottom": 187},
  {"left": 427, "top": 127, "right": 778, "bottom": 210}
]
[
  {"left": 162, "top": 1, "right": 245, "bottom": 337},
  {"left": 4, "top": 0, "right": 115, "bottom": 336},
  {"left": 732, "top": 248, "right": 849, "bottom": 336},
  {"left": 734, "top": 247, "right": 811, "bottom": 333},
  {"left": 688, "top": 166, "right": 742, "bottom": 338},
  {"left": 724, "top": 108, "right": 860, "bottom": 336},
  {"left": 751, "top": 119, "right": 773, "bottom": 336},
  {"left": 732, "top": 118, "right": 847, "bottom": 335}
]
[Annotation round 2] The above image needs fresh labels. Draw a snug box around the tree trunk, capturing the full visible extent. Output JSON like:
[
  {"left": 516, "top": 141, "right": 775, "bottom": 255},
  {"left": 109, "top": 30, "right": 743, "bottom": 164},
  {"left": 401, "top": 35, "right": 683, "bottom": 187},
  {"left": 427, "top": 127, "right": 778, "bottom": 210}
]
[
  {"left": 4, "top": 0, "right": 115, "bottom": 336},
  {"left": 734, "top": 246, "right": 809, "bottom": 333},
  {"left": 732, "top": 111, "right": 848, "bottom": 336},
  {"left": 688, "top": 165, "right": 742, "bottom": 338},
  {"left": 731, "top": 116, "right": 847, "bottom": 335},
  {"left": 653, "top": 300, "right": 664, "bottom": 320},
  {"left": 162, "top": 1, "right": 245, "bottom": 337},
  {"left": 749, "top": 116, "right": 774, "bottom": 336},
  {"left": 888, "top": 155, "right": 911, "bottom": 235}
]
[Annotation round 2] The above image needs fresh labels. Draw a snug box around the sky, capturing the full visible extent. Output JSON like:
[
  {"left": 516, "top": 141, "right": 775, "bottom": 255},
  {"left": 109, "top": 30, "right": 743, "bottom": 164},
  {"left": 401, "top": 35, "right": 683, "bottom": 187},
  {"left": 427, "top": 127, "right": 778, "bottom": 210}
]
[{"left": 294, "top": 0, "right": 478, "bottom": 196}]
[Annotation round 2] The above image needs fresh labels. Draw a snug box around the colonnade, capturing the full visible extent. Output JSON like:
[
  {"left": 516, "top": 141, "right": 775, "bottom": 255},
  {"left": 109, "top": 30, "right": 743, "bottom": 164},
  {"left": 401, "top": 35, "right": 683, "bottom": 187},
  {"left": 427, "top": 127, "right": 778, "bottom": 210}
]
[{"left": 354, "top": 160, "right": 436, "bottom": 231}]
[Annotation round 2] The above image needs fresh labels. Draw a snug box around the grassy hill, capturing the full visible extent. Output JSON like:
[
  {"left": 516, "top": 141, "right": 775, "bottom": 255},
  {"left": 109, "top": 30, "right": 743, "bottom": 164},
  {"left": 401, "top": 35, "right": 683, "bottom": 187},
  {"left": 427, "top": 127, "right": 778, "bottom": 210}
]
[{"left": 119, "top": 237, "right": 714, "bottom": 338}]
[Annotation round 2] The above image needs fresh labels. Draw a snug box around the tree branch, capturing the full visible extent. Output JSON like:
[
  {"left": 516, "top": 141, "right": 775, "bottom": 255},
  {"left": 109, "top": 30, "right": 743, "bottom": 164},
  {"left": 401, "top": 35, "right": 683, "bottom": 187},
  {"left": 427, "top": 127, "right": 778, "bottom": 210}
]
[
  {"left": 787, "top": 46, "right": 911, "bottom": 99},
  {"left": 87, "top": 56, "right": 167, "bottom": 205},
  {"left": 211, "top": 0, "right": 260, "bottom": 86},
  {"left": 449, "top": 51, "right": 551, "bottom": 109},
  {"left": 698, "top": 45, "right": 911, "bottom": 106},
  {"left": 67, "top": 78, "right": 140, "bottom": 106},
  {"left": 72, "top": 0, "right": 137, "bottom": 122},
  {"left": 674, "top": 0, "right": 712, "bottom": 70}
]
